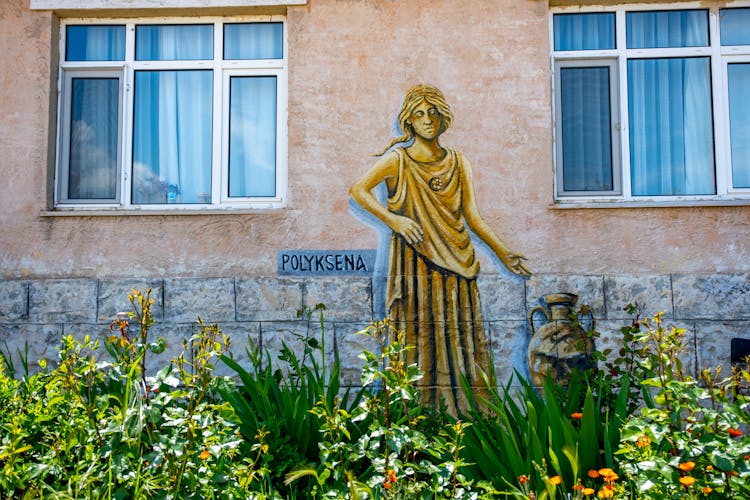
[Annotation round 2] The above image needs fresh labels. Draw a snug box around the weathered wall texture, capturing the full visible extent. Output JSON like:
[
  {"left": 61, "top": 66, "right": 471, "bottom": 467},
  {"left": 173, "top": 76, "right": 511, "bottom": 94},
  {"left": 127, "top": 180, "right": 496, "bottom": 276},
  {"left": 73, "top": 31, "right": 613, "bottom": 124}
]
[
  {"left": 1, "top": 273, "right": 748, "bottom": 386},
  {"left": 1, "top": 0, "right": 747, "bottom": 280},
  {"left": 1, "top": 0, "right": 749, "bottom": 380}
]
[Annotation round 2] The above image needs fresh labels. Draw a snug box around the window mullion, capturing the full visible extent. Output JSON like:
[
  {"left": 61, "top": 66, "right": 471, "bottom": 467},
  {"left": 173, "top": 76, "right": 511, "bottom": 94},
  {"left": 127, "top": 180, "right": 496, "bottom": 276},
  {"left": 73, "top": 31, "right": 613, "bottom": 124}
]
[
  {"left": 121, "top": 23, "right": 135, "bottom": 208},
  {"left": 616, "top": 9, "right": 632, "bottom": 199},
  {"left": 212, "top": 21, "right": 223, "bottom": 206},
  {"left": 710, "top": 9, "right": 730, "bottom": 196}
]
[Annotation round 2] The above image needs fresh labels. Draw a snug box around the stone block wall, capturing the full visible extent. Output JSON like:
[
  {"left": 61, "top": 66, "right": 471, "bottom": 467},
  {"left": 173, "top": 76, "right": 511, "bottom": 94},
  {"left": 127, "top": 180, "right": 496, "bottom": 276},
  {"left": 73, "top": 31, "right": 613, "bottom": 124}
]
[{"left": 0, "top": 273, "right": 748, "bottom": 386}]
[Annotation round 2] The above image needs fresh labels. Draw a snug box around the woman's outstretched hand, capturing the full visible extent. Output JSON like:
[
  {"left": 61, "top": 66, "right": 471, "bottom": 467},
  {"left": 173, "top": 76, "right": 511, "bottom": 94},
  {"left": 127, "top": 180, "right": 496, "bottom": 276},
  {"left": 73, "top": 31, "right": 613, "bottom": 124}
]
[
  {"left": 390, "top": 215, "right": 424, "bottom": 246},
  {"left": 500, "top": 252, "right": 531, "bottom": 277}
]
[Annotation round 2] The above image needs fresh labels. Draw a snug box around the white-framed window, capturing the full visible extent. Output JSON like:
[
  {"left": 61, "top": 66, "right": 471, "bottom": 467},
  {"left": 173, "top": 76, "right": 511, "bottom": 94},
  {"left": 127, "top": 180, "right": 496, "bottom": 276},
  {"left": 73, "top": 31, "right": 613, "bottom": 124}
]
[
  {"left": 551, "top": 3, "right": 750, "bottom": 204},
  {"left": 55, "top": 17, "right": 287, "bottom": 210}
]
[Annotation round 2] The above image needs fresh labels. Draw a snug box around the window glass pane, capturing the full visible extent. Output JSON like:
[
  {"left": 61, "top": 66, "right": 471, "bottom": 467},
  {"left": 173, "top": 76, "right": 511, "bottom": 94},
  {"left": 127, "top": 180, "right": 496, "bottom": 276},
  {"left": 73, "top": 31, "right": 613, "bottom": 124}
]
[
  {"left": 560, "top": 66, "right": 613, "bottom": 191},
  {"left": 229, "top": 76, "right": 277, "bottom": 197},
  {"left": 628, "top": 57, "right": 715, "bottom": 196},
  {"left": 720, "top": 8, "right": 750, "bottom": 46},
  {"left": 224, "top": 23, "right": 283, "bottom": 60},
  {"left": 627, "top": 10, "right": 708, "bottom": 48},
  {"left": 66, "top": 26, "right": 125, "bottom": 61},
  {"left": 728, "top": 63, "right": 750, "bottom": 188},
  {"left": 136, "top": 25, "right": 213, "bottom": 61},
  {"left": 553, "top": 13, "right": 615, "bottom": 51},
  {"left": 68, "top": 78, "right": 119, "bottom": 200},
  {"left": 132, "top": 70, "right": 213, "bottom": 204}
]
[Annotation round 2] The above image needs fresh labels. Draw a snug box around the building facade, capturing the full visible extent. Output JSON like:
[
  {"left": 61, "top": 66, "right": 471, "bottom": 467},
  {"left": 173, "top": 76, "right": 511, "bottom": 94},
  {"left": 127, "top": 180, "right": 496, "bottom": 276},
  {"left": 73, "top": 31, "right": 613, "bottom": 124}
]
[{"left": 1, "top": 0, "right": 749, "bottom": 386}]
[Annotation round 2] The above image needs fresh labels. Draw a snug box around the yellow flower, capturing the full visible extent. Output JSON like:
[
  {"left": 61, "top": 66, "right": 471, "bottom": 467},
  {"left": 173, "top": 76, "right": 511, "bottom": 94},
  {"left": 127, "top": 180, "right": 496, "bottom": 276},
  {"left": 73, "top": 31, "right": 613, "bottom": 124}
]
[
  {"left": 583, "top": 488, "right": 595, "bottom": 496},
  {"left": 679, "top": 461, "right": 696, "bottom": 472},
  {"left": 549, "top": 475, "right": 562, "bottom": 485},
  {"left": 701, "top": 486, "right": 712, "bottom": 494},
  {"left": 636, "top": 434, "right": 651, "bottom": 448},
  {"left": 199, "top": 450, "right": 211, "bottom": 460},
  {"left": 679, "top": 476, "right": 696, "bottom": 487},
  {"left": 598, "top": 468, "right": 615, "bottom": 477},
  {"left": 597, "top": 486, "right": 614, "bottom": 498}
]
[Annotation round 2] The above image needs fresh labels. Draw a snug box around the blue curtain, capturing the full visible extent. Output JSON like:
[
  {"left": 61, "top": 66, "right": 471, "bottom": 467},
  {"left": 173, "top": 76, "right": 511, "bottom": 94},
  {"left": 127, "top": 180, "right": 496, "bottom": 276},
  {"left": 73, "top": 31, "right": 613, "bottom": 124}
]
[
  {"left": 728, "top": 63, "right": 750, "bottom": 188},
  {"left": 224, "top": 23, "right": 283, "bottom": 60},
  {"left": 720, "top": 8, "right": 750, "bottom": 46},
  {"left": 132, "top": 70, "right": 213, "bottom": 204},
  {"left": 68, "top": 78, "right": 119, "bottom": 199},
  {"left": 66, "top": 26, "right": 125, "bottom": 61},
  {"left": 628, "top": 57, "right": 715, "bottom": 196},
  {"left": 554, "top": 13, "right": 615, "bottom": 51},
  {"left": 229, "top": 76, "right": 277, "bottom": 197},
  {"left": 626, "top": 10, "right": 708, "bottom": 48},
  {"left": 136, "top": 25, "right": 213, "bottom": 61},
  {"left": 560, "top": 66, "right": 613, "bottom": 191}
]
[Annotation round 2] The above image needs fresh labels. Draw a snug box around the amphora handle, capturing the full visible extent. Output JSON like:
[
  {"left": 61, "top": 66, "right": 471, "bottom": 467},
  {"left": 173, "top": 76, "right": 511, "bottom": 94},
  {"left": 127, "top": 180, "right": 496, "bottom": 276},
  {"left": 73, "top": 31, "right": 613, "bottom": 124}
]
[{"left": 527, "top": 305, "right": 551, "bottom": 335}]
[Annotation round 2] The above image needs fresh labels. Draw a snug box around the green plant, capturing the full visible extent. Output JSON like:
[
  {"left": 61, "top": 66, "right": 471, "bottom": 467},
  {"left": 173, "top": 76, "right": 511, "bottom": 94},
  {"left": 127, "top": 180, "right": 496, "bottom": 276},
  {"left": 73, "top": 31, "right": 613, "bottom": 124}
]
[
  {"left": 0, "top": 289, "right": 254, "bottom": 499},
  {"left": 285, "top": 318, "right": 496, "bottom": 498},
  {"left": 218, "top": 303, "right": 365, "bottom": 497},
  {"left": 616, "top": 312, "right": 750, "bottom": 499},
  {"left": 459, "top": 368, "right": 627, "bottom": 499}
]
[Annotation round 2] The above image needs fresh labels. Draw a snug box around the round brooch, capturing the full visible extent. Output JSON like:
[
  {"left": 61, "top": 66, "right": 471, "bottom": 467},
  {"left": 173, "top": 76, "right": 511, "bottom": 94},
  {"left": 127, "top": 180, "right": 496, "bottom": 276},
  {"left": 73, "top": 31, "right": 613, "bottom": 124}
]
[{"left": 429, "top": 176, "right": 444, "bottom": 192}]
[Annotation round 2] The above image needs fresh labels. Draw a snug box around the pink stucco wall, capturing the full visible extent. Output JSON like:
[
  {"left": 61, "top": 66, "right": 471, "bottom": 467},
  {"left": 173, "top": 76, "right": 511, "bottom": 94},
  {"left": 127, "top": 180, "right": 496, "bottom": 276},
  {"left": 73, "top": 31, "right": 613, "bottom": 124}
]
[{"left": 1, "top": 0, "right": 748, "bottom": 279}]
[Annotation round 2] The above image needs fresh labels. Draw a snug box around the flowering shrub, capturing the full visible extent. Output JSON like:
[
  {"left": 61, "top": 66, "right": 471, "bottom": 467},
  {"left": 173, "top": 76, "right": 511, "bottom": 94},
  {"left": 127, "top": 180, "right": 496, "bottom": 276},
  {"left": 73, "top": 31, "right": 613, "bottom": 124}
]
[
  {"left": 0, "top": 290, "right": 251, "bottom": 498},
  {"left": 615, "top": 312, "right": 750, "bottom": 499},
  {"left": 2, "top": 292, "right": 748, "bottom": 499}
]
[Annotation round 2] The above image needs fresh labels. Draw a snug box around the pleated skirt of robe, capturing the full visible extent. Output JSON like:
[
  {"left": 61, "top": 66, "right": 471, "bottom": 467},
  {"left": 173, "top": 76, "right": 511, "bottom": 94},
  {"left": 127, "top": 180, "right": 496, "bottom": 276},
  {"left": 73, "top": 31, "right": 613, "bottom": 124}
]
[{"left": 387, "top": 240, "right": 492, "bottom": 416}]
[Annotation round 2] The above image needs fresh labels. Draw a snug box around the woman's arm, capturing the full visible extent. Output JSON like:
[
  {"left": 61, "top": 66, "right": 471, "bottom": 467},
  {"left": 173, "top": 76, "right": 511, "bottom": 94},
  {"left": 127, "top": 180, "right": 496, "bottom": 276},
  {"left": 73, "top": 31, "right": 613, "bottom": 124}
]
[
  {"left": 459, "top": 155, "right": 531, "bottom": 277},
  {"left": 349, "top": 153, "right": 424, "bottom": 246}
]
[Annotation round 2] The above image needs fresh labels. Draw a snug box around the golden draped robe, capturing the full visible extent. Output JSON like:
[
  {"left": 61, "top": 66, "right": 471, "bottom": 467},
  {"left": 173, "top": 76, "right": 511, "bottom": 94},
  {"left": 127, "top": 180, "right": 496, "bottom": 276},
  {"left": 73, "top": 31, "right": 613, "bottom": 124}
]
[{"left": 386, "top": 147, "right": 491, "bottom": 415}]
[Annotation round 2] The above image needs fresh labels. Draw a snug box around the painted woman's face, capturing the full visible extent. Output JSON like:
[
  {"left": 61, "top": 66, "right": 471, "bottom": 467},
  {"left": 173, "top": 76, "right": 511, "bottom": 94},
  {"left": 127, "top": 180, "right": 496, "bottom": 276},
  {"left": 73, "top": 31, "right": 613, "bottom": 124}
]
[{"left": 408, "top": 100, "right": 441, "bottom": 140}]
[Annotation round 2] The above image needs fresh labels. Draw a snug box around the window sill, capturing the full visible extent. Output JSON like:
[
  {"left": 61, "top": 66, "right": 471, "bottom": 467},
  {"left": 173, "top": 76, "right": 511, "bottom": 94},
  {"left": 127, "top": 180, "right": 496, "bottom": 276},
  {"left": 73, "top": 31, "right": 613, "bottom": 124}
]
[
  {"left": 41, "top": 207, "right": 287, "bottom": 217},
  {"left": 30, "top": 0, "right": 306, "bottom": 8},
  {"left": 550, "top": 198, "right": 750, "bottom": 210}
]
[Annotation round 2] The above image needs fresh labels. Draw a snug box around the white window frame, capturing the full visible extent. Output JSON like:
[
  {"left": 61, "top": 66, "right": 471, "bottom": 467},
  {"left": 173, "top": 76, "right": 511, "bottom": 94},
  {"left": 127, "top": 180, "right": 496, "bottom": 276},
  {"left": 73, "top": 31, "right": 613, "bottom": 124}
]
[
  {"left": 55, "top": 16, "right": 288, "bottom": 211},
  {"left": 550, "top": 2, "right": 750, "bottom": 206},
  {"left": 58, "top": 68, "right": 124, "bottom": 205}
]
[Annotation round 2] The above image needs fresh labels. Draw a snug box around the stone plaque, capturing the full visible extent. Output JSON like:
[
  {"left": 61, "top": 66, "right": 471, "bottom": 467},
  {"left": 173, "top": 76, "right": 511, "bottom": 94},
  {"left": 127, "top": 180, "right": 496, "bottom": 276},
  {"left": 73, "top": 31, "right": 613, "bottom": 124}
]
[{"left": 278, "top": 250, "right": 376, "bottom": 276}]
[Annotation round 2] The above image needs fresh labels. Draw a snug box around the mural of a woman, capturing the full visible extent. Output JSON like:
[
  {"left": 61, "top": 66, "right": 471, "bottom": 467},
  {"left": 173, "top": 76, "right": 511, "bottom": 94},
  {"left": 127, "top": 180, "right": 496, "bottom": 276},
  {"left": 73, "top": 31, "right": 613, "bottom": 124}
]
[{"left": 350, "top": 84, "right": 531, "bottom": 415}]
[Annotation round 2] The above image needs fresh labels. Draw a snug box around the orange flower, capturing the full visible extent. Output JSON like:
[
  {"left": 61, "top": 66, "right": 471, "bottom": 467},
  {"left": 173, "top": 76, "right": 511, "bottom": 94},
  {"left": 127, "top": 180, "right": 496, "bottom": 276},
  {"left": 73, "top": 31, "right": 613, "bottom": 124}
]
[
  {"left": 636, "top": 434, "right": 651, "bottom": 448},
  {"left": 549, "top": 475, "right": 562, "bottom": 485},
  {"left": 199, "top": 450, "right": 210, "bottom": 460},
  {"left": 587, "top": 469, "right": 600, "bottom": 479},
  {"left": 571, "top": 412, "right": 583, "bottom": 420},
  {"left": 702, "top": 486, "right": 712, "bottom": 494},
  {"left": 598, "top": 468, "right": 615, "bottom": 477},
  {"left": 679, "top": 476, "right": 696, "bottom": 487},
  {"left": 705, "top": 465, "right": 714, "bottom": 471},
  {"left": 603, "top": 472, "right": 619, "bottom": 482},
  {"left": 573, "top": 484, "right": 585, "bottom": 491},
  {"left": 679, "top": 461, "right": 696, "bottom": 472},
  {"left": 727, "top": 470, "right": 738, "bottom": 477},
  {"left": 519, "top": 474, "right": 530, "bottom": 485},
  {"left": 383, "top": 469, "right": 397, "bottom": 490},
  {"left": 728, "top": 427, "right": 743, "bottom": 438},
  {"left": 583, "top": 488, "right": 595, "bottom": 496}
]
